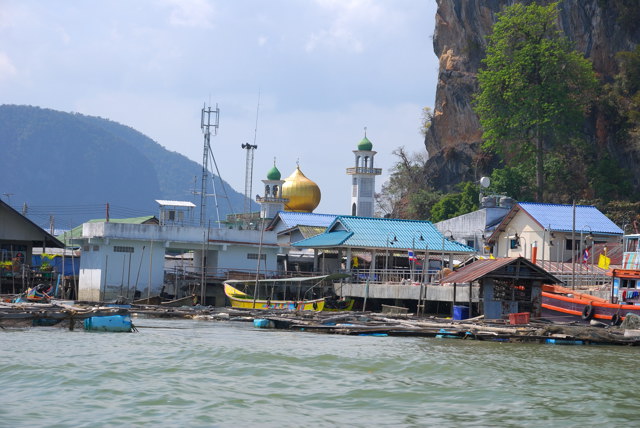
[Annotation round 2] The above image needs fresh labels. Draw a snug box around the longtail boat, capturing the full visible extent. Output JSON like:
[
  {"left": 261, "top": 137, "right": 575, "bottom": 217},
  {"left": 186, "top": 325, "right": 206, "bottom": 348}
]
[{"left": 224, "top": 274, "right": 349, "bottom": 311}]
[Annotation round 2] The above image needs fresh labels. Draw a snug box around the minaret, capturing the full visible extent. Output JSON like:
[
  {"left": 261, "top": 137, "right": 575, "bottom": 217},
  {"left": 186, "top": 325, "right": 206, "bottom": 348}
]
[
  {"left": 256, "top": 159, "right": 288, "bottom": 219},
  {"left": 346, "top": 128, "right": 381, "bottom": 217}
]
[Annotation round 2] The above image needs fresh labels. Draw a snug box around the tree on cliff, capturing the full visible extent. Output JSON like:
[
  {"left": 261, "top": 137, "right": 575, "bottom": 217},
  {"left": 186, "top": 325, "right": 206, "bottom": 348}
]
[
  {"left": 474, "top": 2, "right": 597, "bottom": 202},
  {"left": 375, "top": 147, "right": 440, "bottom": 219}
]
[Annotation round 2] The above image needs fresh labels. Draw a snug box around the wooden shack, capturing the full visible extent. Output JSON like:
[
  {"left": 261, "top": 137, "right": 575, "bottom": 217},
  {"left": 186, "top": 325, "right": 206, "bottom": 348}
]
[{"left": 442, "top": 257, "right": 561, "bottom": 320}]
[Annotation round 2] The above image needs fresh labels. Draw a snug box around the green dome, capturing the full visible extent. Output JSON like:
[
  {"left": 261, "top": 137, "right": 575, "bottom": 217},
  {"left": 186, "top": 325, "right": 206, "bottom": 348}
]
[
  {"left": 357, "top": 136, "right": 373, "bottom": 151},
  {"left": 266, "top": 165, "right": 281, "bottom": 180}
]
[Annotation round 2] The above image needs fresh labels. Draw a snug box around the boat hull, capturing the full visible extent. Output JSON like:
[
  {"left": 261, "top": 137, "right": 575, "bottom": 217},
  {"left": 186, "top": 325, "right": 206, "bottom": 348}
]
[
  {"left": 224, "top": 283, "right": 324, "bottom": 311},
  {"left": 323, "top": 298, "right": 355, "bottom": 311},
  {"left": 541, "top": 284, "right": 640, "bottom": 323}
]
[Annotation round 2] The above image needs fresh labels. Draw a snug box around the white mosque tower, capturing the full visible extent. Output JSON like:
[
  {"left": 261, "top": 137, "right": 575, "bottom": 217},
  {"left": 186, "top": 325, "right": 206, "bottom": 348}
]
[
  {"left": 346, "top": 128, "right": 382, "bottom": 217},
  {"left": 256, "top": 159, "right": 288, "bottom": 219}
]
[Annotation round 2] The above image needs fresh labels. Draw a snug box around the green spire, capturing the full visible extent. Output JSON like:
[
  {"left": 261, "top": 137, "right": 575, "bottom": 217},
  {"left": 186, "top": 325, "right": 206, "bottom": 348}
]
[
  {"left": 267, "top": 159, "right": 281, "bottom": 180},
  {"left": 357, "top": 126, "right": 373, "bottom": 150},
  {"left": 357, "top": 136, "right": 373, "bottom": 151}
]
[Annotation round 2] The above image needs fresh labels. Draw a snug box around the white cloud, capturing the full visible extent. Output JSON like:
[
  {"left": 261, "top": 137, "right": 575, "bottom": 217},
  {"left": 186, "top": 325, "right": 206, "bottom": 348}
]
[
  {"left": 0, "top": 52, "right": 17, "bottom": 80},
  {"left": 257, "top": 35, "right": 267, "bottom": 47},
  {"left": 163, "top": 0, "right": 215, "bottom": 28},
  {"left": 305, "top": 0, "right": 389, "bottom": 53}
]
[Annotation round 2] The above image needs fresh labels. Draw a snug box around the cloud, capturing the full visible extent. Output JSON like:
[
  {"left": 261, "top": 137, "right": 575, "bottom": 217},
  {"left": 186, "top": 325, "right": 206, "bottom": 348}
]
[
  {"left": 163, "top": 0, "right": 215, "bottom": 28},
  {"left": 305, "top": 0, "right": 389, "bottom": 53},
  {"left": 0, "top": 52, "right": 17, "bottom": 80}
]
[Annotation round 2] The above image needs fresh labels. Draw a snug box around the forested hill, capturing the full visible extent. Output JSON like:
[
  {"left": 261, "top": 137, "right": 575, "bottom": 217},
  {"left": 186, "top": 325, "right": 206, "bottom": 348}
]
[{"left": 0, "top": 105, "right": 250, "bottom": 229}]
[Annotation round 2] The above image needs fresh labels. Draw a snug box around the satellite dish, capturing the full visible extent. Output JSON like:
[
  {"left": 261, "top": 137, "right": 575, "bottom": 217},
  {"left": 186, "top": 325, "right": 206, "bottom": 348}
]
[{"left": 480, "top": 176, "right": 491, "bottom": 188}]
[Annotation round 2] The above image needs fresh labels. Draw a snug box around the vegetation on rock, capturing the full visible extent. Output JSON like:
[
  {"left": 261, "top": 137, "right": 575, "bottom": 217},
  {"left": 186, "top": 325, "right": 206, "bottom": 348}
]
[{"left": 474, "top": 2, "right": 598, "bottom": 202}]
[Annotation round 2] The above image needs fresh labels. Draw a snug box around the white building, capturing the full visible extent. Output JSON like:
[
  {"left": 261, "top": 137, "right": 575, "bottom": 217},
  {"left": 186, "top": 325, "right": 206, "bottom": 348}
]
[{"left": 74, "top": 219, "right": 278, "bottom": 302}]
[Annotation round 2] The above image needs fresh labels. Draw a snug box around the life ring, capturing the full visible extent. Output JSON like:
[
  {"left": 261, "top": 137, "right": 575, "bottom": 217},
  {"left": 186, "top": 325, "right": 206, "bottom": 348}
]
[
  {"left": 581, "top": 304, "right": 595, "bottom": 320},
  {"left": 611, "top": 313, "right": 621, "bottom": 326}
]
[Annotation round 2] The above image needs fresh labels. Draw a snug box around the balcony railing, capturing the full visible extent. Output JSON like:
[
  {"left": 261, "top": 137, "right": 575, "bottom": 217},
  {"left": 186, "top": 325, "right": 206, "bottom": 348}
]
[{"left": 346, "top": 167, "right": 382, "bottom": 175}]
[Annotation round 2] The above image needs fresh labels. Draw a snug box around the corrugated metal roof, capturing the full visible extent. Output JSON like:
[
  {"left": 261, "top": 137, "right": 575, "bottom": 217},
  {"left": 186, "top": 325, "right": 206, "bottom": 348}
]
[
  {"left": 442, "top": 258, "right": 515, "bottom": 284},
  {"left": 155, "top": 200, "right": 196, "bottom": 208},
  {"left": 294, "top": 230, "right": 353, "bottom": 246},
  {"left": 518, "top": 202, "right": 622, "bottom": 234},
  {"left": 442, "top": 257, "right": 561, "bottom": 284},
  {"left": 293, "top": 216, "right": 475, "bottom": 253},
  {"left": 268, "top": 212, "right": 337, "bottom": 230}
]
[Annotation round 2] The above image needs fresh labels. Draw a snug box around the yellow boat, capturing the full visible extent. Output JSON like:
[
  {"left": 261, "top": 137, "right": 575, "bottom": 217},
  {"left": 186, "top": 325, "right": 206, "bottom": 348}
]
[
  {"left": 224, "top": 274, "right": 350, "bottom": 311},
  {"left": 224, "top": 283, "right": 325, "bottom": 311}
]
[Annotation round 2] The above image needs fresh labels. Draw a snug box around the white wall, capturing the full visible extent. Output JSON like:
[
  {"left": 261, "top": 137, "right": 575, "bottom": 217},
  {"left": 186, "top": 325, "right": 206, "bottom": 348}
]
[
  {"left": 78, "top": 238, "right": 165, "bottom": 301},
  {"left": 76, "top": 221, "right": 278, "bottom": 301}
]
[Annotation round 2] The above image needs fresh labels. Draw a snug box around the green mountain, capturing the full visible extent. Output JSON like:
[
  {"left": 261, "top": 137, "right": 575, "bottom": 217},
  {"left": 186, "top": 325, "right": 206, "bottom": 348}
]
[{"left": 0, "top": 104, "right": 252, "bottom": 229}]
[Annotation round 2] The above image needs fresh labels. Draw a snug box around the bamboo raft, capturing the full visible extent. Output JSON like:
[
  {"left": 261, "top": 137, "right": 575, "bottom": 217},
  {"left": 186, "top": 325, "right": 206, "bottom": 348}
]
[
  {"left": 3, "top": 301, "right": 640, "bottom": 346},
  {"left": 233, "top": 310, "right": 640, "bottom": 346},
  {"left": 0, "top": 301, "right": 131, "bottom": 330}
]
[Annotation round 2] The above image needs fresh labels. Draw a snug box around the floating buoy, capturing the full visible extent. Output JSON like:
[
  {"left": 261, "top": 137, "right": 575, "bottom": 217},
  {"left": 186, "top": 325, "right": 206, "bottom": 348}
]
[{"left": 84, "top": 315, "right": 133, "bottom": 332}]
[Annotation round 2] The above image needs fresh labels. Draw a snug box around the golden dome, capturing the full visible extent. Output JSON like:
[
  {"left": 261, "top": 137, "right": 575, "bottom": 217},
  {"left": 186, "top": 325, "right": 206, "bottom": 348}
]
[{"left": 282, "top": 166, "right": 321, "bottom": 212}]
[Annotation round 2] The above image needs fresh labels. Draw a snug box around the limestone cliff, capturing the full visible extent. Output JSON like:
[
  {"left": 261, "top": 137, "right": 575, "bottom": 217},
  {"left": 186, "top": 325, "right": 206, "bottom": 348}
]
[{"left": 425, "top": 0, "right": 640, "bottom": 192}]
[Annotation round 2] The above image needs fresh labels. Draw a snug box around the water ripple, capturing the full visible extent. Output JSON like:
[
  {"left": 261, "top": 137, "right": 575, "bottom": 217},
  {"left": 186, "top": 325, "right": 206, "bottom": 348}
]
[{"left": 2, "top": 319, "right": 640, "bottom": 427}]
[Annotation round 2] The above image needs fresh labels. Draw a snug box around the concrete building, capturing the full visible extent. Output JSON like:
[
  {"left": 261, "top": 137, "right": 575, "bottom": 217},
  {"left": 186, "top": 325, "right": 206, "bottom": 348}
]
[
  {"left": 486, "top": 202, "right": 623, "bottom": 262},
  {"left": 434, "top": 195, "right": 515, "bottom": 255},
  {"left": 72, "top": 215, "right": 278, "bottom": 303}
]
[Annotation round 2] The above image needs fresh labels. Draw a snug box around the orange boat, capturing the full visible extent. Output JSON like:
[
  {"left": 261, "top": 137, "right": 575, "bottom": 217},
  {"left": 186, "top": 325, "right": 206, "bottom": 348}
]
[
  {"left": 542, "top": 283, "right": 640, "bottom": 325},
  {"left": 542, "top": 234, "right": 640, "bottom": 325}
]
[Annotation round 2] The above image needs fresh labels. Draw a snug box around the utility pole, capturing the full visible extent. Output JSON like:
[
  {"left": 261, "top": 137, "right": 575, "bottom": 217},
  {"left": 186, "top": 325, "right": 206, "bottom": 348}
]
[{"left": 199, "top": 104, "right": 220, "bottom": 226}]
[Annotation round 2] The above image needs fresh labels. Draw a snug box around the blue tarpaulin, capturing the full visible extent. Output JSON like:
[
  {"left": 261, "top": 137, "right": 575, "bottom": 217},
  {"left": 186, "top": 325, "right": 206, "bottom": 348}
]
[{"left": 31, "top": 254, "right": 79, "bottom": 276}]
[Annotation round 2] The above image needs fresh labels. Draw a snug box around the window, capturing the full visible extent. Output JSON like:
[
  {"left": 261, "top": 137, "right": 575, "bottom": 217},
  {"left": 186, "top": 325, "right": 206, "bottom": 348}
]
[
  {"left": 83, "top": 245, "right": 90, "bottom": 252},
  {"left": 114, "top": 246, "right": 134, "bottom": 253},
  {"left": 352, "top": 177, "right": 358, "bottom": 197},
  {"left": 247, "top": 253, "right": 266, "bottom": 260},
  {"left": 565, "top": 239, "right": 579, "bottom": 250},
  {"left": 93, "top": 245, "right": 100, "bottom": 251},
  {"left": 510, "top": 239, "right": 519, "bottom": 249}
]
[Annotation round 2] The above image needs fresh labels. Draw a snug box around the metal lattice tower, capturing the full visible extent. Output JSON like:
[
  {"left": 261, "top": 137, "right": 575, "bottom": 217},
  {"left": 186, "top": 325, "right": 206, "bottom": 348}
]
[
  {"left": 200, "top": 104, "right": 220, "bottom": 226},
  {"left": 242, "top": 143, "right": 258, "bottom": 215}
]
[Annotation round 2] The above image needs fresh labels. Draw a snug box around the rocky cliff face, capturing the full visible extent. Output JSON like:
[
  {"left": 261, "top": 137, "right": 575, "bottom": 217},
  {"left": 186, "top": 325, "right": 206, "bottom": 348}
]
[{"left": 425, "top": 0, "right": 640, "bottom": 192}]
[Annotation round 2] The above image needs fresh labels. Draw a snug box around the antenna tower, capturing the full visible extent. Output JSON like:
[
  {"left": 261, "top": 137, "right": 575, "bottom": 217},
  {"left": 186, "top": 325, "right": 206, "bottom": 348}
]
[
  {"left": 242, "top": 92, "right": 260, "bottom": 216},
  {"left": 200, "top": 104, "right": 220, "bottom": 226},
  {"left": 242, "top": 143, "right": 258, "bottom": 215}
]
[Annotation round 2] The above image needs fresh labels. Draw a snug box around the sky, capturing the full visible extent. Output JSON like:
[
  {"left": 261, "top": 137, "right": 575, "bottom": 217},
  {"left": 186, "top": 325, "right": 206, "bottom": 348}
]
[{"left": 0, "top": 0, "right": 439, "bottom": 215}]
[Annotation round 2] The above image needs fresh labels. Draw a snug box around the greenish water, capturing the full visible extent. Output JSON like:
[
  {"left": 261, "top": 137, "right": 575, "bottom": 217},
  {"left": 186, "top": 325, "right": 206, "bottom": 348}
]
[{"left": 2, "top": 318, "right": 639, "bottom": 427}]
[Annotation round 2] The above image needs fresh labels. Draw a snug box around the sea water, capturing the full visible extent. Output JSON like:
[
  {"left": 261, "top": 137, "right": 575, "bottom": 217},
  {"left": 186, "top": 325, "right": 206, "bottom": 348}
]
[{"left": 1, "top": 318, "right": 639, "bottom": 427}]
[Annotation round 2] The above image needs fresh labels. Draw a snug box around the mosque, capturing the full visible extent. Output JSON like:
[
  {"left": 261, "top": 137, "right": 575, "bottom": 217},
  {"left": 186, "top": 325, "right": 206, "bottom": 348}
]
[{"left": 256, "top": 131, "right": 381, "bottom": 218}]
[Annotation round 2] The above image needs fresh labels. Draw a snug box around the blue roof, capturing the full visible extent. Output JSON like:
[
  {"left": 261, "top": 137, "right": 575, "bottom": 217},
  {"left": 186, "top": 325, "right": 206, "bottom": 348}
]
[
  {"left": 268, "top": 211, "right": 337, "bottom": 230},
  {"left": 518, "top": 202, "right": 623, "bottom": 235},
  {"left": 293, "top": 216, "right": 475, "bottom": 253}
]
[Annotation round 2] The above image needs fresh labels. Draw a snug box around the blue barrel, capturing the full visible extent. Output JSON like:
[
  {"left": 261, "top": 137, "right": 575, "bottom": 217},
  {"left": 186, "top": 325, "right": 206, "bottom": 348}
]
[
  {"left": 253, "top": 318, "right": 275, "bottom": 328},
  {"left": 453, "top": 305, "right": 469, "bottom": 320},
  {"left": 84, "top": 315, "right": 132, "bottom": 332}
]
